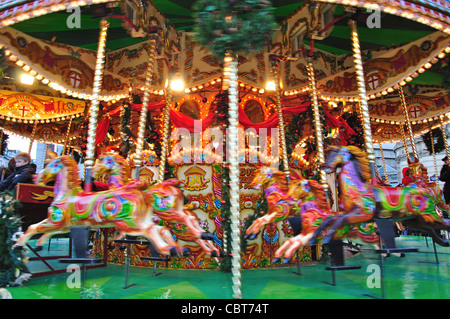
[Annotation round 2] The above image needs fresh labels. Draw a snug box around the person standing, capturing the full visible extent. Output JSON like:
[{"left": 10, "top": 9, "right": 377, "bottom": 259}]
[{"left": 439, "top": 156, "right": 450, "bottom": 204}]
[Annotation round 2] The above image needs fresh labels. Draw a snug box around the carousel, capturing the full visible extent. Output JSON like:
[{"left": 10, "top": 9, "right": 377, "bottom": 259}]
[{"left": 0, "top": 0, "right": 449, "bottom": 301}]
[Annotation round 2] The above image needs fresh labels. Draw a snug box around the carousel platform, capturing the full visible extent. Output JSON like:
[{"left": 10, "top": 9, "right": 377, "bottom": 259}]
[{"left": 5, "top": 235, "right": 449, "bottom": 299}]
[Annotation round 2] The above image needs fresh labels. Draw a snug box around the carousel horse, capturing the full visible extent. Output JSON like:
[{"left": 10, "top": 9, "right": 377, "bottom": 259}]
[
  {"left": 244, "top": 167, "right": 303, "bottom": 239},
  {"left": 407, "top": 158, "right": 450, "bottom": 211},
  {"left": 14, "top": 156, "right": 187, "bottom": 256},
  {"left": 274, "top": 178, "right": 380, "bottom": 262},
  {"left": 309, "top": 146, "right": 450, "bottom": 246},
  {"left": 244, "top": 168, "right": 379, "bottom": 262},
  {"left": 92, "top": 153, "right": 220, "bottom": 257}
]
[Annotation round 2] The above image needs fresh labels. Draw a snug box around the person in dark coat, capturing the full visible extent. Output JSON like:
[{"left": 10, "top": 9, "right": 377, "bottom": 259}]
[
  {"left": 0, "top": 152, "right": 36, "bottom": 192},
  {"left": 439, "top": 156, "right": 450, "bottom": 204},
  {"left": 0, "top": 158, "right": 14, "bottom": 181}
]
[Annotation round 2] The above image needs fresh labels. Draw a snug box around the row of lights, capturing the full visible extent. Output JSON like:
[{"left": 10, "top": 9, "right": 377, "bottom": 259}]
[
  {"left": 374, "top": 116, "right": 450, "bottom": 145},
  {"left": 1, "top": 45, "right": 129, "bottom": 102},
  {"left": 318, "top": 46, "right": 450, "bottom": 102},
  {"left": 323, "top": 0, "right": 450, "bottom": 34},
  {"left": 371, "top": 112, "right": 450, "bottom": 126},
  {"left": 1, "top": 43, "right": 448, "bottom": 118},
  {"left": 0, "top": 112, "right": 83, "bottom": 124}
]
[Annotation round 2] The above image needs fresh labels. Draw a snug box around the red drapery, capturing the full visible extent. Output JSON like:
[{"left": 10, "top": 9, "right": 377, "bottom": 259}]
[{"left": 98, "top": 100, "right": 356, "bottom": 147}]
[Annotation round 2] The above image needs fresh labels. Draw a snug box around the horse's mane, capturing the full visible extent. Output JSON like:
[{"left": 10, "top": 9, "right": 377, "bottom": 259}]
[
  {"left": 307, "top": 179, "right": 331, "bottom": 211},
  {"left": 345, "top": 146, "right": 372, "bottom": 182},
  {"left": 59, "top": 156, "right": 80, "bottom": 188},
  {"left": 110, "top": 154, "right": 131, "bottom": 180}
]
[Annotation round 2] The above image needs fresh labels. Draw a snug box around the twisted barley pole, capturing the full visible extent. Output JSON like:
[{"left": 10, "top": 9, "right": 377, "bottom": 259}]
[
  {"left": 85, "top": 19, "right": 109, "bottom": 190},
  {"left": 379, "top": 143, "right": 389, "bottom": 184},
  {"left": 227, "top": 53, "right": 242, "bottom": 299},
  {"left": 272, "top": 64, "right": 290, "bottom": 181},
  {"left": 398, "top": 86, "right": 418, "bottom": 160},
  {"left": 349, "top": 19, "right": 376, "bottom": 178},
  {"left": 306, "top": 60, "right": 328, "bottom": 191},
  {"left": 158, "top": 89, "right": 172, "bottom": 183},
  {"left": 135, "top": 38, "right": 157, "bottom": 179}
]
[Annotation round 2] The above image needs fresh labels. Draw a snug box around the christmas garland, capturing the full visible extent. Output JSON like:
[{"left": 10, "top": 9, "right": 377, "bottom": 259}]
[
  {"left": 192, "top": 0, "right": 277, "bottom": 59},
  {"left": 341, "top": 111, "right": 365, "bottom": 149},
  {"left": 422, "top": 127, "right": 445, "bottom": 155},
  {"left": 119, "top": 101, "right": 133, "bottom": 157},
  {"left": 0, "top": 192, "right": 29, "bottom": 287}
]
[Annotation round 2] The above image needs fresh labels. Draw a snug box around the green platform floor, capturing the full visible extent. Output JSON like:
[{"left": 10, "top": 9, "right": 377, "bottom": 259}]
[{"left": 6, "top": 235, "right": 450, "bottom": 299}]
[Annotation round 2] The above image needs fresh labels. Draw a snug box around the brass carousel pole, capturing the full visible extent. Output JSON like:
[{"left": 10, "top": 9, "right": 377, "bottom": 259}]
[
  {"left": 158, "top": 88, "right": 172, "bottom": 184},
  {"left": 62, "top": 115, "right": 73, "bottom": 155},
  {"left": 28, "top": 121, "right": 37, "bottom": 155},
  {"left": 226, "top": 52, "right": 242, "bottom": 300},
  {"left": 379, "top": 143, "right": 389, "bottom": 185},
  {"left": 135, "top": 37, "right": 157, "bottom": 179},
  {"left": 429, "top": 127, "right": 438, "bottom": 178},
  {"left": 398, "top": 86, "right": 418, "bottom": 160},
  {"left": 349, "top": 19, "right": 376, "bottom": 179},
  {"left": 43, "top": 143, "right": 48, "bottom": 168},
  {"left": 85, "top": 19, "right": 109, "bottom": 191},
  {"left": 439, "top": 116, "right": 450, "bottom": 161},
  {"left": 400, "top": 123, "right": 410, "bottom": 158},
  {"left": 306, "top": 59, "right": 328, "bottom": 192},
  {"left": 272, "top": 62, "right": 290, "bottom": 181}
]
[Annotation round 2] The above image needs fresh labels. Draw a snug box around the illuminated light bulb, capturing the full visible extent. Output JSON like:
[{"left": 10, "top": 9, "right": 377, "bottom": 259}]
[
  {"left": 20, "top": 73, "right": 34, "bottom": 85},
  {"left": 265, "top": 80, "right": 276, "bottom": 91}
]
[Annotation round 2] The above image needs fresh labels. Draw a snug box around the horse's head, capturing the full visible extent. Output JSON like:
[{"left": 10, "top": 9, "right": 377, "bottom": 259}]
[
  {"left": 287, "top": 178, "right": 330, "bottom": 210},
  {"left": 93, "top": 153, "right": 130, "bottom": 182},
  {"left": 250, "top": 167, "right": 280, "bottom": 190},
  {"left": 323, "top": 146, "right": 351, "bottom": 173},
  {"left": 287, "top": 178, "right": 311, "bottom": 200},
  {"left": 36, "top": 156, "right": 79, "bottom": 188},
  {"left": 407, "top": 157, "right": 425, "bottom": 181}
]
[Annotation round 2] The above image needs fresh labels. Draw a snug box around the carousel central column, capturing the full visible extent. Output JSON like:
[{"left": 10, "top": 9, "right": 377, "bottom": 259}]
[
  {"left": 349, "top": 19, "right": 376, "bottom": 179},
  {"left": 134, "top": 38, "right": 157, "bottom": 179},
  {"left": 226, "top": 53, "right": 241, "bottom": 300},
  {"left": 85, "top": 18, "right": 109, "bottom": 191}
]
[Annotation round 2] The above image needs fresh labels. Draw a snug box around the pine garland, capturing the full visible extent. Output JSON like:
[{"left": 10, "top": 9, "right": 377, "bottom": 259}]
[
  {"left": 192, "top": 0, "right": 277, "bottom": 59},
  {"left": 0, "top": 192, "right": 28, "bottom": 287},
  {"left": 341, "top": 111, "right": 365, "bottom": 149},
  {"left": 422, "top": 128, "right": 444, "bottom": 155},
  {"left": 119, "top": 101, "right": 133, "bottom": 157}
]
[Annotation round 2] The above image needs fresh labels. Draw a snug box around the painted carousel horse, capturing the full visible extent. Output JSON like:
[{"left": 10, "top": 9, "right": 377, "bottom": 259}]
[
  {"left": 244, "top": 167, "right": 379, "bottom": 262},
  {"left": 14, "top": 156, "right": 187, "bottom": 256},
  {"left": 274, "top": 178, "right": 380, "bottom": 262},
  {"left": 92, "top": 153, "right": 220, "bottom": 256},
  {"left": 407, "top": 158, "right": 450, "bottom": 211},
  {"left": 244, "top": 167, "right": 303, "bottom": 239},
  {"left": 309, "top": 146, "right": 450, "bottom": 246}
]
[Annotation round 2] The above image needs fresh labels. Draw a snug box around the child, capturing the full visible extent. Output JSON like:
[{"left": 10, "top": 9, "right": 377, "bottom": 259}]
[{"left": 0, "top": 152, "right": 36, "bottom": 192}]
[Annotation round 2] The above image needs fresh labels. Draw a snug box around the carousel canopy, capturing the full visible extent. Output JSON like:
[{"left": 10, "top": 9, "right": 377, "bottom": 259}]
[{"left": 0, "top": 0, "right": 449, "bottom": 153}]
